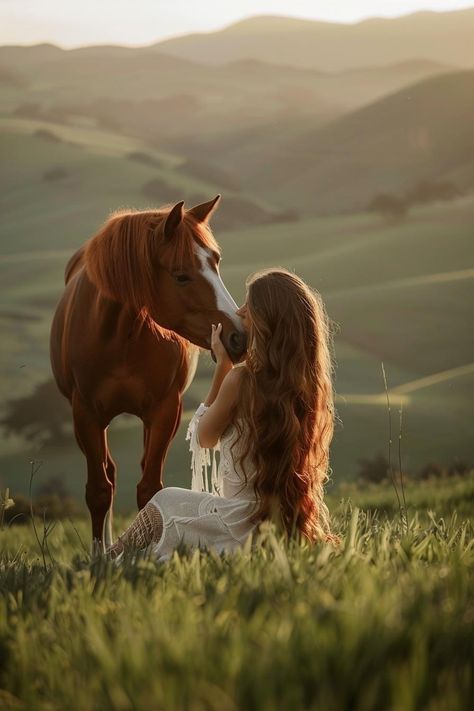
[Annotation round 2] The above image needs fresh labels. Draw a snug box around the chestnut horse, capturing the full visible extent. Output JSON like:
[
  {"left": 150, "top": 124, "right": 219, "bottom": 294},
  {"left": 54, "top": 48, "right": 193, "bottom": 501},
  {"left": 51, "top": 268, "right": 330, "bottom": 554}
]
[{"left": 50, "top": 195, "right": 246, "bottom": 552}]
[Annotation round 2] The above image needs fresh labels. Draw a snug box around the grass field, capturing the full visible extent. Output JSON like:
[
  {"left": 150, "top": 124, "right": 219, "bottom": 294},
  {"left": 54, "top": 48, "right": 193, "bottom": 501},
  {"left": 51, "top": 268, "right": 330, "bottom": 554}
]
[
  {"left": 1, "top": 42, "right": 473, "bottom": 709},
  {"left": 0, "top": 477, "right": 473, "bottom": 710},
  {"left": 0, "top": 116, "right": 473, "bottom": 508}
]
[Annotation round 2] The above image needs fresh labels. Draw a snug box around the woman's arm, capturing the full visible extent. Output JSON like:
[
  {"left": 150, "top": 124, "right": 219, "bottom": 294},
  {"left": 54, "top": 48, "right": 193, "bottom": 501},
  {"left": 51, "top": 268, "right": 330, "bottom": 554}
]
[
  {"left": 204, "top": 360, "right": 232, "bottom": 407},
  {"left": 198, "top": 323, "right": 243, "bottom": 447},
  {"left": 198, "top": 367, "right": 242, "bottom": 447}
]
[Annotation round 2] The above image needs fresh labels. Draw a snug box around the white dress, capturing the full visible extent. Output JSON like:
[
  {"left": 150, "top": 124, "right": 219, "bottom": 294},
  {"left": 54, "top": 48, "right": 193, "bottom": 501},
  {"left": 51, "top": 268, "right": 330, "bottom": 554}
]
[{"left": 149, "top": 403, "right": 260, "bottom": 562}]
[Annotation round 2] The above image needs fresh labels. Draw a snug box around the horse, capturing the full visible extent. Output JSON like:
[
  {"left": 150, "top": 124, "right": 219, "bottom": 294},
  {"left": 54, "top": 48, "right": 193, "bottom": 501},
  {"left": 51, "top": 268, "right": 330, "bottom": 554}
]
[{"left": 50, "top": 195, "right": 246, "bottom": 553}]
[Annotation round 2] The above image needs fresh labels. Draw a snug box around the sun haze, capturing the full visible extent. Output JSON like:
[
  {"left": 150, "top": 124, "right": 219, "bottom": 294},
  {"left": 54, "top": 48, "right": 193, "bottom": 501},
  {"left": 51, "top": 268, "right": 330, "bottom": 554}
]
[{"left": 1, "top": 0, "right": 474, "bottom": 47}]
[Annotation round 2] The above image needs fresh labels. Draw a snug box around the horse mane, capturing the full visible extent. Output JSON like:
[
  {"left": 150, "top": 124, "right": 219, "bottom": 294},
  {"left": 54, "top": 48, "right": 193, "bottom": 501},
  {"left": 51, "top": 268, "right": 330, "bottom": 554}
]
[
  {"left": 83, "top": 205, "right": 220, "bottom": 339},
  {"left": 65, "top": 245, "right": 86, "bottom": 284}
]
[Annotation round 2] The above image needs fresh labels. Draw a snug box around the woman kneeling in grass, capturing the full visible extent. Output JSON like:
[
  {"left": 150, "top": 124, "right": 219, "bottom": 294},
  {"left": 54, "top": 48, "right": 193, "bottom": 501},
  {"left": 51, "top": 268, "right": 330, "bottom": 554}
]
[{"left": 107, "top": 268, "right": 340, "bottom": 560}]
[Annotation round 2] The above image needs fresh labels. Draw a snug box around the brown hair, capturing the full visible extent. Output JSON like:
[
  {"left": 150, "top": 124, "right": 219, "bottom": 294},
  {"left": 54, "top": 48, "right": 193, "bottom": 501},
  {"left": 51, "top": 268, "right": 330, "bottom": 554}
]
[{"left": 232, "top": 268, "right": 340, "bottom": 546}]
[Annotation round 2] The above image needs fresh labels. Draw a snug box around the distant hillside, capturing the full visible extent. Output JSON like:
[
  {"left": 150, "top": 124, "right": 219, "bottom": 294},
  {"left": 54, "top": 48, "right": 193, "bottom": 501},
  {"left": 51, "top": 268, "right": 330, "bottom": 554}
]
[
  {"left": 0, "top": 43, "right": 445, "bottom": 113},
  {"left": 0, "top": 42, "right": 63, "bottom": 67},
  {"left": 218, "top": 70, "right": 474, "bottom": 214},
  {"left": 0, "top": 46, "right": 339, "bottom": 141},
  {"left": 156, "top": 9, "right": 474, "bottom": 71},
  {"left": 217, "top": 57, "right": 451, "bottom": 112},
  {"left": 0, "top": 42, "right": 453, "bottom": 152}
]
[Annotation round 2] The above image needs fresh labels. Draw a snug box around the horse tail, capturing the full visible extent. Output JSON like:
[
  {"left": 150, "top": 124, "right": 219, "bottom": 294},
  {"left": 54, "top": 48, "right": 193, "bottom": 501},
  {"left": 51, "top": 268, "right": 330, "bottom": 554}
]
[{"left": 65, "top": 246, "right": 86, "bottom": 284}]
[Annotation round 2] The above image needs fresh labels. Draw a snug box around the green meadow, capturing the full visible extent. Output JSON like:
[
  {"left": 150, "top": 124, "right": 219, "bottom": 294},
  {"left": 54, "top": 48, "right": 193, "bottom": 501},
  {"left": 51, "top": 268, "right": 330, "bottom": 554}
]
[
  {"left": 1, "top": 13, "right": 473, "bottom": 709},
  {"left": 1, "top": 113, "right": 473, "bottom": 509},
  {"left": 0, "top": 477, "right": 473, "bottom": 710}
]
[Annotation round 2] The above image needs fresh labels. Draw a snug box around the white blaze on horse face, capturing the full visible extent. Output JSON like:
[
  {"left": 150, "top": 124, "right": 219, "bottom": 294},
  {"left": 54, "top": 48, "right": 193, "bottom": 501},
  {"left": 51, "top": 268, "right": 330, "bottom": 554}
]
[{"left": 196, "top": 245, "right": 241, "bottom": 329}]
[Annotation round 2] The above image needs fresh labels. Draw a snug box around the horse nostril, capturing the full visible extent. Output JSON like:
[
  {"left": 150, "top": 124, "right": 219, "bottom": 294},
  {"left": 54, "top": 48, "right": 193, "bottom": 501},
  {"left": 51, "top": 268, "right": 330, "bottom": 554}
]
[{"left": 229, "top": 330, "right": 246, "bottom": 354}]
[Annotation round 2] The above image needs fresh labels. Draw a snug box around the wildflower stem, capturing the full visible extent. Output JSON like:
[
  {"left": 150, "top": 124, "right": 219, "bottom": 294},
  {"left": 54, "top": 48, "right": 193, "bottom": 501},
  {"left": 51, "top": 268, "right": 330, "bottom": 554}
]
[
  {"left": 28, "top": 459, "right": 47, "bottom": 571},
  {"left": 381, "top": 363, "right": 403, "bottom": 529},
  {"left": 398, "top": 404, "right": 409, "bottom": 534}
]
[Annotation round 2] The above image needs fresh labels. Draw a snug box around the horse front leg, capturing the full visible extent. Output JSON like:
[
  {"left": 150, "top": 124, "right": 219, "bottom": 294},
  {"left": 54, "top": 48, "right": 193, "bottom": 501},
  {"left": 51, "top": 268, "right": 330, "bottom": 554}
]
[
  {"left": 138, "top": 389, "right": 183, "bottom": 509},
  {"left": 103, "top": 448, "right": 117, "bottom": 548},
  {"left": 72, "top": 393, "right": 114, "bottom": 554}
]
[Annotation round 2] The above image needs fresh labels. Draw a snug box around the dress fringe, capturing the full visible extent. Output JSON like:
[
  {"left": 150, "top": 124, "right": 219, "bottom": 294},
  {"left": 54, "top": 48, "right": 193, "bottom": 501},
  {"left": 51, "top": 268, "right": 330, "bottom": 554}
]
[{"left": 186, "top": 403, "right": 222, "bottom": 495}]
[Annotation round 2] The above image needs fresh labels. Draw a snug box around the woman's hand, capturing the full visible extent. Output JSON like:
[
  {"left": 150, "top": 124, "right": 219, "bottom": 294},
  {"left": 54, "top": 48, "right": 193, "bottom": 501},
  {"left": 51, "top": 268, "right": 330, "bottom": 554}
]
[
  {"left": 211, "top": 323, "right": 232, "bottom": 370},
  {"left": 204, "top": 323, "right": 233, "bottom": 407}
]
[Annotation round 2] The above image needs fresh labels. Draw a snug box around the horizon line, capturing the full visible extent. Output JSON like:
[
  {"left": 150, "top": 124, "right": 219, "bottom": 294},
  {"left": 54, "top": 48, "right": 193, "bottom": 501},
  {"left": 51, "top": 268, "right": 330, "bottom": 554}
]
[{"left": 1, "top": 6, "right": 472, "bottom": 52}]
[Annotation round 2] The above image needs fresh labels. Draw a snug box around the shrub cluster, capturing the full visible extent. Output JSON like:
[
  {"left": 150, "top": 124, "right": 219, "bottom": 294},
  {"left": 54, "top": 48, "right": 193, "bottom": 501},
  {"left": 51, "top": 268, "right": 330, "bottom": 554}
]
[
  {"left": 356, "top": 452, "right": 472, "bottom": 484},
  {"left": 368, "top": 179, "right": 462, "bottom": 220}
]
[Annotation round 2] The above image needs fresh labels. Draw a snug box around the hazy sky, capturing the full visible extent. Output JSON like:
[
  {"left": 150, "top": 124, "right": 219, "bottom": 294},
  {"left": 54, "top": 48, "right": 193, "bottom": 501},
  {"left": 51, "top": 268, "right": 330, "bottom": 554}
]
[{"left": 1, "top": 0, "right": 473, "bottom": 47}]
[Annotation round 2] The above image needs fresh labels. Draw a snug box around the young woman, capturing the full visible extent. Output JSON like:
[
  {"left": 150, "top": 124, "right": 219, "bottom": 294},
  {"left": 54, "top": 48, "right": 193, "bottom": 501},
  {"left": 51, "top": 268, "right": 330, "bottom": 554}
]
[{"left": 107, "top": 268, "right": 340, "bottom": 560}]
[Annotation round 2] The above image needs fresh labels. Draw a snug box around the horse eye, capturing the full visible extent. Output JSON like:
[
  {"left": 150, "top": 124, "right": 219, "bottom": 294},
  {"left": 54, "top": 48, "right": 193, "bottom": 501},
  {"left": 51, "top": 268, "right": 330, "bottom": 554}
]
[{"left": 175, "top": 273, "right": 191, "bottom": 284}]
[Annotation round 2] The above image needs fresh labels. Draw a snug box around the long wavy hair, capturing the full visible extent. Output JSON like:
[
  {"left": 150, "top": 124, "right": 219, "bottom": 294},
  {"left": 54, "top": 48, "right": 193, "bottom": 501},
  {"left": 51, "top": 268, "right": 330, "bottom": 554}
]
[{"left": 231, "top": 268, "right": 340, "bottom": 546}]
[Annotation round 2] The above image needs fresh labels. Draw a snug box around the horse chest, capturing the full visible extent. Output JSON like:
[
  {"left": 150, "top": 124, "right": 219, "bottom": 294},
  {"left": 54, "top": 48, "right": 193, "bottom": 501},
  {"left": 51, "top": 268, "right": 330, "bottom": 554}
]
[{"left": 94, "top": 371, "right": 166, "bottom": 418}]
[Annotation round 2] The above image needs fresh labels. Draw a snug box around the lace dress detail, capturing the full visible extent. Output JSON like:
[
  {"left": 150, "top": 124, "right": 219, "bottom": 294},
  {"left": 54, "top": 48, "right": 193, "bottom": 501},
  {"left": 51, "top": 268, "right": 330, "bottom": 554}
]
[
  {"left": 107, "top": 501, "right": 164, "bottom": 559},
  {"left": 144, "top": 402, "right": 260, "bottom": 562},
  {"left": 185, "top": 402, "right": 222, "bottom": 494}
]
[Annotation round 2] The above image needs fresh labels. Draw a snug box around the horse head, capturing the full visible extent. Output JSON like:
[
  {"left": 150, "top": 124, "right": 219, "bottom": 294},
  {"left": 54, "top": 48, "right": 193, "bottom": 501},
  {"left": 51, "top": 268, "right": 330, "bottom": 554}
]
[
  {"left": 156, "top": 195, "right": 246, "bottom": 361},
  {"left": 85, "top": 195, "right": 247, "bottom": 362}
]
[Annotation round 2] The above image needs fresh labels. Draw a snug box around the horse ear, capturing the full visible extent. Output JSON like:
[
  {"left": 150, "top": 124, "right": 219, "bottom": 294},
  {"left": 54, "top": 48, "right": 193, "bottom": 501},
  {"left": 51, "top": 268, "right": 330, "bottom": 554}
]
[
  {"left": 164, "top": 201, "right": 185, "bottom": 241},
  {"left": 187, "top": 194, "right": 221, "bottom": 223}
]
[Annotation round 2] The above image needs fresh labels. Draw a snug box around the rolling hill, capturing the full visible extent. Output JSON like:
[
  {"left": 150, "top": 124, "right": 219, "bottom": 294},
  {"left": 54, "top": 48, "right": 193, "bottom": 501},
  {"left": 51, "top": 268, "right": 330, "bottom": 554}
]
[
  {"left": 0, "top": 111, "right": 472, "bottom": 506},
  {"left": 0, "top": 40, "right": 455, "bottom": 147},
  {"left": 1, "top": 15, "right": 473, "bottom": 508},
  {"left": 0, "top": 45, "right": 339, "bottom": 146},
  {"left": 198, "top": 70, "right": 474, "bottom": 215},
  {"left": 0, "top": 32, "right": 462, "bottom": 215},
  {"left": 0, "top": 42, "right": 450, "bottom": 112},
  {"left": 156, "top": 9, "right": 474, "bottom": 71}
]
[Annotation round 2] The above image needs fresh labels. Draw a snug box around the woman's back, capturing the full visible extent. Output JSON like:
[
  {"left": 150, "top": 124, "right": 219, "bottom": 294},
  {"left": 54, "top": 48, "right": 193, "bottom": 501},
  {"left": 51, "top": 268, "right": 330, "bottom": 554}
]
[{"left": 219, "top": 421, "right": 258, "bottom": 501}]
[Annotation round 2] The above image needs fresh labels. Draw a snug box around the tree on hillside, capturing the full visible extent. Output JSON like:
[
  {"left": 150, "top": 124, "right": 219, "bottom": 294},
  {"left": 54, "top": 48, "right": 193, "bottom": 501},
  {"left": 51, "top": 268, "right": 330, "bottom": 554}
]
[
  {"left": 368, "top": 179, "right": 462, "bottom": 221},
  {"left": 3, "top": 490, "right": 81, "bottom": 525},
  {"left": 356, "top": 453, "right": 391, "bottom": 484},
  {"left": 141, "top": 178, "right": 191, "bottom": 204},
  {"left": 405, "top": 180, "right": 461, "bottom": 206},
  {"left": 447, "top": 458, "right": 471, "bottom": 477},
  {"left": 417, "top": 459, "right": 472, "bottom": 479},
  {"left": 0, "top": 380, "right": 72, "bottom": 446},
  {"left": 367, "top": 193, "right": 408, "bottom": 221},
  {"left": 43, "top": 166, "right": 70, "bottom": 182},
  {"left": 418, "top": 462, "right": 444, "bottom": 480},
  {"left": 37, "top": 474, "right": 71, "bottom": 500}
]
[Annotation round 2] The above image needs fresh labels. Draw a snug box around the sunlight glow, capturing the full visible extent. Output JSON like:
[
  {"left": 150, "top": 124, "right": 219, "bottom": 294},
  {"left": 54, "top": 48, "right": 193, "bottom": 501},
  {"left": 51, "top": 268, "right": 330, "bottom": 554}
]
[{"left": 1, "top": 0, "right": 473, "bottom": 48}]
